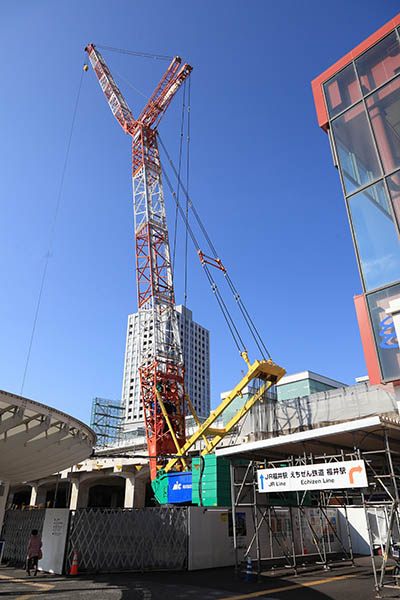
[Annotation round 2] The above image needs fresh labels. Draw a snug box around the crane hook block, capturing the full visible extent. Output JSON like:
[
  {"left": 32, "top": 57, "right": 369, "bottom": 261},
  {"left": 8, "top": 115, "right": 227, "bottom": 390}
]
[{"left": 83, "top": 64, "right": 89, "bottom": 72}]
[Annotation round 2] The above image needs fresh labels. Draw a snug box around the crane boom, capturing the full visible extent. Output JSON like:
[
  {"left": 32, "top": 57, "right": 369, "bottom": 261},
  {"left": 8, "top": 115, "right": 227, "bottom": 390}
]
[
  {"left": 138, "top": 57, "right": 192, "bottom": 128},
  {"left": 86, "top": 43, "right": 192, "bottom": 479},
  {"left": 86, "top": 44, "right": 135, "bottom": 133}
]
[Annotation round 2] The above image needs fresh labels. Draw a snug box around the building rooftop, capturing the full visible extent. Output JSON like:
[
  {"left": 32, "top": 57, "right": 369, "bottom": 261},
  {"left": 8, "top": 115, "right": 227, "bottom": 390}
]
[
  {"left": 216, "top": 414, "right": 400, "bottom": 461},
  {"left": 276, "top": 370, "right": 346, "bottom": 389}
]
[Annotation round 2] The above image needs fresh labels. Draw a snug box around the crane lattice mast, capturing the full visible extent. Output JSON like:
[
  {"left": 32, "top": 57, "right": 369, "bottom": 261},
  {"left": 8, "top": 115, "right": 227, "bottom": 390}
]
[{"left": 85, "top": 44, "right": 192, "bottom": 479}]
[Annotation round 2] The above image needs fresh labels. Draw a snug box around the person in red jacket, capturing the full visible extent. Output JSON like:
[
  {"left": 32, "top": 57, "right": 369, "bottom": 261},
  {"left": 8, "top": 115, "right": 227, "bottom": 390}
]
[{"left": 26, "top": 529, "right": 42, "bottom": 576}]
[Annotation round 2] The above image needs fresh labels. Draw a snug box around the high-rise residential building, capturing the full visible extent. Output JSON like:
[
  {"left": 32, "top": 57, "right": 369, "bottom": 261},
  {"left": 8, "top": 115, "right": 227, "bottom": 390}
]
[
  {"left": 312, "top": 14, "right": 400, "bottom": 386},
  {"left": 121, "top": 305, "right": 210, "bottom": 432}
]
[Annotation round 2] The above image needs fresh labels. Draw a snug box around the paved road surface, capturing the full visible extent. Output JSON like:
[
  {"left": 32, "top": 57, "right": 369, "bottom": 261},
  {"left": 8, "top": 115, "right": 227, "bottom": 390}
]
[{"left": 0, "top": 557, "right": 398, "bottom": 599}]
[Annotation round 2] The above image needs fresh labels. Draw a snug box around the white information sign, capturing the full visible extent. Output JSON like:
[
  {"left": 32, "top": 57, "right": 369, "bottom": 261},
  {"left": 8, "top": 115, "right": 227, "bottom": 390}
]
[
  {"left": 39, "top": 508, "right": 70, "bottom": 574},
  {"left": 257, "top": 460, "right": 368, "bottom": 493}
]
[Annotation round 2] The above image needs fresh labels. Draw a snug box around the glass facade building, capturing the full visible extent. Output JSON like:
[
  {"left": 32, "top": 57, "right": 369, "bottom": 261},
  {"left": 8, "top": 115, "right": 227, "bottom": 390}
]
[{"left": 313, "top": 15, "right": 400, "bottom": 384}]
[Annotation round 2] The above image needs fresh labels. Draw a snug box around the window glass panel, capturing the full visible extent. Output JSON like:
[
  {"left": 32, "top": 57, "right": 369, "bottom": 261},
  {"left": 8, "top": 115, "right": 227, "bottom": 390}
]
[
  {"left": 387, "top": 170, "right": 400, "bottom": 222},
  {"left": 367, "top": 284, "right": 400, "bottom": 381},
  {"left": 366, "top": 76, "right": 400, "bottom": 174},
  {"left": 348, "top": 181, "right": 400, "bottom": 290},
  {"left": 356, "top": 32, "right": 400, "bottom": 95},
  {"left": 331, "top": 103, "right": 381, "bottom": 194},
  {"left": 324, "top": 64, "right": 361, "bottom": 118}
]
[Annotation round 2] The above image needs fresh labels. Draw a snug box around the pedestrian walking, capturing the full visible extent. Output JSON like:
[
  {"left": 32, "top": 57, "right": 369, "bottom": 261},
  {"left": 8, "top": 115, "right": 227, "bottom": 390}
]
[{"left": 26, "top": 529, "right": 42, "bottom": 576}]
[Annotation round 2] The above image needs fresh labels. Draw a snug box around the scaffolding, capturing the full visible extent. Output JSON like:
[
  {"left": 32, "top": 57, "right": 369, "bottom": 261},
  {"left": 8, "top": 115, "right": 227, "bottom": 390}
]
[
  {"left": 90, "top": 397, "right": 123, "bottom": 447},
  {"left": 219, "top": 415, "right": 400, "bottom": 598},
  {"left": 229, "top": 460, "right": 354, "bottom": 576}
]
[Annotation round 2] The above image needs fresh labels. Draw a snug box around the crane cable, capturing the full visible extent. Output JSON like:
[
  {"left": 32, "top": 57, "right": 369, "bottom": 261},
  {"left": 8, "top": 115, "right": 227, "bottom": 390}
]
[
  {"left": 96, "top": 45, "right": 173, "bottom": 61},
  {"left": 158, "top": 133, "right": 272, "bottom": 361},
  {"left": 171, "top": 79, "right": 186, "bottom": 274},
  {"left": 89, "top": 48, "right": 270, "bottom": 360},
  {"left": 112, "top": 68, "right": 150, "bottom": 102},
  {"left": 84, "top": 50, "right": 246, "bottom": 354},
  {"left": 20, "top": 66, "right": 85, "bottom": 395},
  {"left": 160, "top": 160, "right": 246, "bottom": 355},
  {"left": 159, "top": 133, "right": 271, "bottom": 360},
  {"left": 184, "top": 76, "right": 191, "bottom": 306}
]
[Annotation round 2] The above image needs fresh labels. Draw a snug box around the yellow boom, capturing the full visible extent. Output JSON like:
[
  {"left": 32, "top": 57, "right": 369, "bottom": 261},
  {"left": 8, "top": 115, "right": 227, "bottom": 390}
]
[{"left": 163, "top": 358, "right": 286, "bottom": 474}]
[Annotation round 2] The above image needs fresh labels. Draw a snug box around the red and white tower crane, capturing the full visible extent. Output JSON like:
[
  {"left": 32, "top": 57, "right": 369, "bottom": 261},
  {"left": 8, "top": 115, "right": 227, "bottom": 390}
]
[{"left": 85, "top": 44, "right": 192, "bottom": 479}]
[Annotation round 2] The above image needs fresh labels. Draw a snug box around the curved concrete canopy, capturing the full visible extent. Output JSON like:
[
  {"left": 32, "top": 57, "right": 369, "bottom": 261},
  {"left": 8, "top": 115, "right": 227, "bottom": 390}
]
[{"left": 0, "top": 390, "right": 96, "bottom": 483}]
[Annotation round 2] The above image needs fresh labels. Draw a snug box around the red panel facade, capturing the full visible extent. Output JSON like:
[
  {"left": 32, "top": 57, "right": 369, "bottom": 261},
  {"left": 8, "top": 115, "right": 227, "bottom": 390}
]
[
  {"left": 313, "top": 15, "right": 400, "bottom": 387},
  {"left": 312, "top": 14, "right": 400, "bottom": 131},
  {"left": 353, "top": 295, "right": 381, "bottom": 386}
]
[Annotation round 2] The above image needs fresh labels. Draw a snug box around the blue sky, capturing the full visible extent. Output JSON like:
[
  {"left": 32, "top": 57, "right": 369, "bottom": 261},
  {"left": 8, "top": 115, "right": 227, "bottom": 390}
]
[{"left": 1, "top": 1, "right": 399, "bottom": 425}]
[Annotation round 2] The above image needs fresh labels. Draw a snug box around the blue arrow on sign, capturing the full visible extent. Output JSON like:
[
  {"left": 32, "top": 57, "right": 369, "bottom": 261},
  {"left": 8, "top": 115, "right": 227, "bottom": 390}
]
[{"left": 259, "top": 474, "right": 264, "bottom": 490}]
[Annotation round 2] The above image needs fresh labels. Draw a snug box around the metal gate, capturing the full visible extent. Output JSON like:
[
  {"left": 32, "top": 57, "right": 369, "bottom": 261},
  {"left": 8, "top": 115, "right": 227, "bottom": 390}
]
[
  {"left": 65, "top": 507, "right": 188, "bottom": 573},
  {"left": 1, "top": 509, "right": 46, "bottom": 566}
]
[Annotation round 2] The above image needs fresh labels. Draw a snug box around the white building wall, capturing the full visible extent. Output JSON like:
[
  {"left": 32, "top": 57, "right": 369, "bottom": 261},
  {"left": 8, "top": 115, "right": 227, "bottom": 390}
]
[
  {"left": 121, "top": 312, "right": 142, "bottom": 424},
  {"left": 121, "top": 305, "right": 210, "bottom": 431}
]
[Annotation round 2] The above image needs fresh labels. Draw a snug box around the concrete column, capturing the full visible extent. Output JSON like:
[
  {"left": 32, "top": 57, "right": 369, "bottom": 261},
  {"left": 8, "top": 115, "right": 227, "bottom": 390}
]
[
  {"left": 124, "top": 476, "right": 146, "bottom": 508},
  {"left": 69, "top": 479, "right": 79, "bottom": 510},
  {"left": 7, "top": 490, "right": 14, "bottom": 507},
  {"left": 124, "top": 477, "right": 135, "bottom": 508},
  {"left": 29, "top": 484, "right": 47, "bottom": 507},
  {"left": 69, "top": 479, "right": 89, "bottom": 510},
  {"left": 0, "top": 481, "right": 10, "bottom": 530}
]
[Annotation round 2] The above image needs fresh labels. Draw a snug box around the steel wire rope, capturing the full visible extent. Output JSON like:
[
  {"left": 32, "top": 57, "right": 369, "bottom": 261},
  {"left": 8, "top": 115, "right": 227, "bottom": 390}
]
[
  {"left": 96, "top": 44, "right": 173, "bottom": 61},
  {"left": 113, "top": 69, "right": 150, "bottom": 102},
  {"left": 224, "top": 273, "right": 271, "bottom": 360},
  {"left": 20, "top": 66, "right": 85, "bottom": 395},
  {"left": 171, "top": 79, "right": 186, "bottom": 275},
  {"left": 162, "top": 163, "right": 244, "bottom": 352},
  {"left": 158, "top": 134, "right": 272, "bottom": 361},
  {"left": 223, "top": 279, "right": 269, "bottom": 360},
  {"left": 99, "top": 50, "right": 271, "bottom": 360},
  {"left": 203, "top": 266, "right": 245, "bottom": 354},
  {"left": 184, "top": 76, "right": 191, "bottom": 305},
  {"left": 160, "top": 134, "right": 219, "bottom": 259},
  {"left": 161, "top": 163, "right": 245, "bottom": 354}
]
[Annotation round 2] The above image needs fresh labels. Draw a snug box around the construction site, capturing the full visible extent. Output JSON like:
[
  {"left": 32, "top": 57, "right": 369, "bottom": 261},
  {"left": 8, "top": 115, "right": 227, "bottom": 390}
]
[{"left": 2, "top": 8, "right": 400, "bottom": 600}]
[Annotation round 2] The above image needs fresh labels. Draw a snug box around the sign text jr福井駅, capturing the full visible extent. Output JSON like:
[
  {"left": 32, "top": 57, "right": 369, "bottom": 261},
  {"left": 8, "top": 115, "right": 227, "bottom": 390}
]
[{"left": 257, "top": 460, "right": 368, "bottom": 492}]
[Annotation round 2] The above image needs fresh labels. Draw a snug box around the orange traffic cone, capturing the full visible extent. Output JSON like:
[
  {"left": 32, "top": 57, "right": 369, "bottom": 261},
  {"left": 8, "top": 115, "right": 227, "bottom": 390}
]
[{"left": 69, "top": 551, "right": 78, "bottom": 576}]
